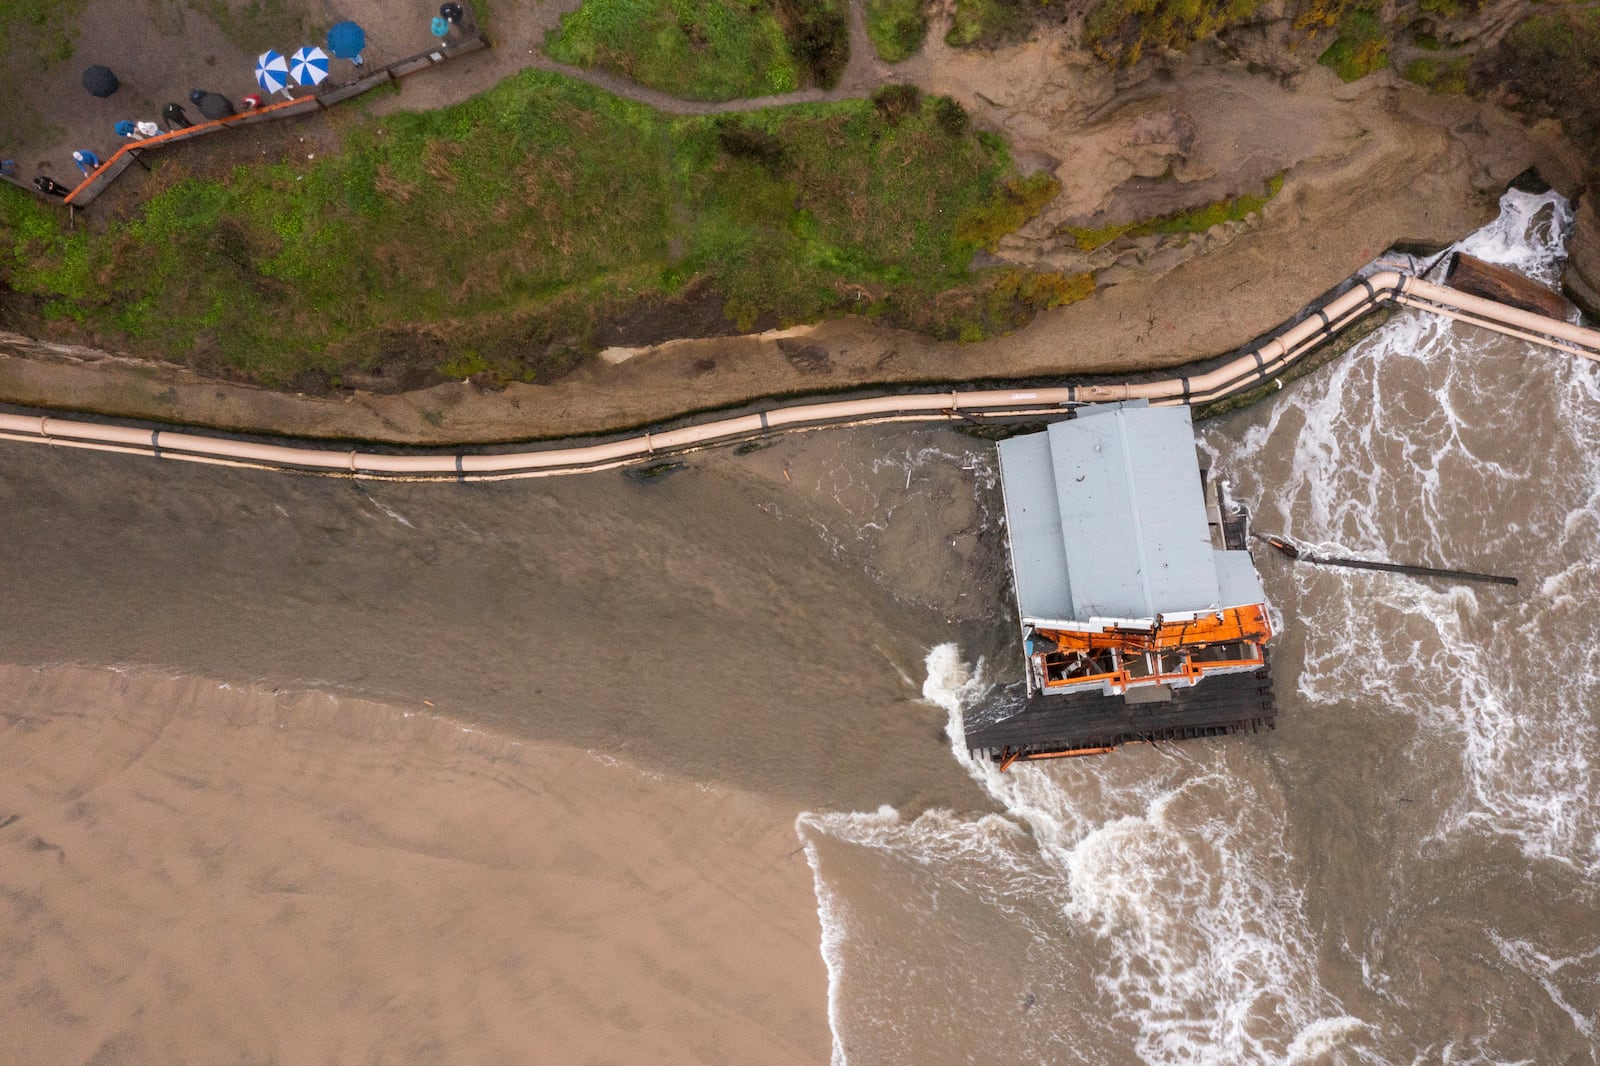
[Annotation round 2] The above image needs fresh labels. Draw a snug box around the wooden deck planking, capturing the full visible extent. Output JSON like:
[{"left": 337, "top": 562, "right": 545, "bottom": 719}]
[{"left": 965, "top": 667, "right": 1275, "bottom": 761}]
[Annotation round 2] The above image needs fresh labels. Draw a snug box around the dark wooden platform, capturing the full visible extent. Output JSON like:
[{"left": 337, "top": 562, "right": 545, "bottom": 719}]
[{"left": 965, "top": 666, "right": 1275, "bottom": 763}]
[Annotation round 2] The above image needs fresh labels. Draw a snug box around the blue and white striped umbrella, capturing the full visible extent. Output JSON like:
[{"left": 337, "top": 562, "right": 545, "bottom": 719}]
[
  {"left": 289, "top": 46, "right": 330, "bottom": 88},
  {"left": 255, "top": 50, "right": 291, "bottom": 96}
]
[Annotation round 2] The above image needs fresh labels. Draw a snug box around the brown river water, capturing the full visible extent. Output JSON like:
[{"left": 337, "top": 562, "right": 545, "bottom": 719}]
[{"left": 2, "top": 190, "right": 1597, "bottom": 1063}]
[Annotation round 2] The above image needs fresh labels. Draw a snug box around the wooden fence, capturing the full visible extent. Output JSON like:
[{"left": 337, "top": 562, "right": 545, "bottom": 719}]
[{"left": 5, "top": 32, "right": 488, "bottom": 210}]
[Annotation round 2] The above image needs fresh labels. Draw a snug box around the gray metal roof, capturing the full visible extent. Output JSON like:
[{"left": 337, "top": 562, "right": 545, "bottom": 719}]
[{"left": 997, "top": 402, "right": 1262, "bottom": 622}]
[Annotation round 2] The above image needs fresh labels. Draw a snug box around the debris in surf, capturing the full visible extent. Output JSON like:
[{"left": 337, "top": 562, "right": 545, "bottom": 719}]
[{"left": 1258, "top": 534, "right": 1518, "bottom": 587}]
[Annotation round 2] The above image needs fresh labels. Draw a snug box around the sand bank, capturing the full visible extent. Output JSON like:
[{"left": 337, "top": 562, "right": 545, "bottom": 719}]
[{"left": 0, "top": 663, "right": 828, "bottom": 1064}]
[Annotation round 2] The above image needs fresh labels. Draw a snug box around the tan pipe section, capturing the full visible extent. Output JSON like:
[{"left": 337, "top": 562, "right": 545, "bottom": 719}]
[{"left": 2, "top": 271, "right": 1597, "bottom": 481}]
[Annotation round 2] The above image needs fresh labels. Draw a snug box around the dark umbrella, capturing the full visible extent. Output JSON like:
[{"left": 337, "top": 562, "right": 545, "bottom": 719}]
[
  {"left": 327, "top": 21, "right": 366, "bottom": 63},
  {"left": 189, "top": 89, "right": 236, "bottom": 121},
  {"left": 82, "top": 65, "right": 119, "bottom": 98}
]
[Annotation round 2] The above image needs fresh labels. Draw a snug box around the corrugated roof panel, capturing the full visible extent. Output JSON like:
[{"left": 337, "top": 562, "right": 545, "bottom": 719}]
[
  {"left": 1213, "top": 549, "right": 1266, "bottom": 610},
  {"left": 996, "top": 431, "right": 1074, "bottom": 620},
  {"left": 1050, "top": 405, "right": 1220, "bottom": 618}
]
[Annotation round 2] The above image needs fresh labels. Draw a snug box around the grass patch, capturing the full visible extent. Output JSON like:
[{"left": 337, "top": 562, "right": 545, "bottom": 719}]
[
  {"left": 545, "top": 0, "right": 847, "bottom": 100},
  {"left": 955, "top": 172, "right": 1060, "bottom": 251},
  {"left": 1317, "top": 8, "right": 1389, "bottom": 81},
  {"left": 777, "top": 0, "right": 849, "bottom": 88},
  {"left": 1060, "top": 173, "right": 1284, "bottom": 252},
  {"left": 0, "top": 0, "right": 84, "bottom": 145},
  {"left": 1402, "top": 55, "right": 1468, "bottom": 92},
  {"left": 545, "top": 0, "right": 799, "bottom": 100},
  {"left": 866, "top": 0, "right": 926, "bottom": 61},
  {"left": 1486, "top": 8, "right": 1600, "bottom": 171},
  {"left": 1084, "top": 0, "right": 1265, "bottom": 64},
  {"left": 945, "top": 0, "right": 1049, "bottom": 48},
  {"left": 0, "top": 0, "right": 84, "bottom": 66},
  {"left": 1, "top": 71, "right": 1070, "bottom": 386}
]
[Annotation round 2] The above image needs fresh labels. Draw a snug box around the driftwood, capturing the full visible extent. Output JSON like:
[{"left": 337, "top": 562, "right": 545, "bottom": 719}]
[{"left": 1445, "top": 252, "right": 1574, "bottom": 321}]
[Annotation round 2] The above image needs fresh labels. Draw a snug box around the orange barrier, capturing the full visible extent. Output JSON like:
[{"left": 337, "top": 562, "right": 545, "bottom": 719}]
[
  {"left": 63, "top": 96, "right": 318, "bottom": 206},
  {"left": 56, "top": 33, "right": 488, "bottom": 207}
]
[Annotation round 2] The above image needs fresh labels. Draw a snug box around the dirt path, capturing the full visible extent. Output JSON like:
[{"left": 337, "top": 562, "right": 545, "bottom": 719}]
[{"left": 369, "top": 0, "right": 890, "bottom": 118}]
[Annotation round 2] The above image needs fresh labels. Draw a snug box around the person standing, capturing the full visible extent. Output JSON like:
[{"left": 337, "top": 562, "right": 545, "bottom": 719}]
[
  {"left": 72, "top": 150, "right": 101, "bottom": 176},
  {"left": 189, "top": 89, "right": 236, "bottom": 120},
  {"left": 162, "top": 103, "right": 193, "bottom": 131}
]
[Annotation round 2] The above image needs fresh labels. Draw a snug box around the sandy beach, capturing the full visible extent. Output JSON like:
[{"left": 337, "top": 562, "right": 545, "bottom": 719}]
[{"left": 0, "top": 663, "right": 829, "bottom": 1065}]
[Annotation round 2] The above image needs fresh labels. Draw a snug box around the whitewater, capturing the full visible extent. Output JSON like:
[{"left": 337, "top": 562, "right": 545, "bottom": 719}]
[{"left": 799, "top": 189, "right": 1600, "bottom": 1065}]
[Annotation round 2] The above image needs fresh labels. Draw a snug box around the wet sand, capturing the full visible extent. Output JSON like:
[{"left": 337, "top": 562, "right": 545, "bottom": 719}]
[{"left": 0, "top": 663, "right": 828, "bottom": 1065}]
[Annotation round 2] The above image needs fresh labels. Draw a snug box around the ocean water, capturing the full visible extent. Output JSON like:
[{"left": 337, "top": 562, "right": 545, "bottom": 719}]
[
  {"left": 798, "top": 189, "right": 1600, "bottom": 1065},
  {"left": 2, "top": 190, "right": 1597, "bottom": 1063}
]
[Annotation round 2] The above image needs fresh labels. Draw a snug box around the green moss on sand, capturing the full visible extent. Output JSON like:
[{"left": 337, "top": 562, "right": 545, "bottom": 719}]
[{"left": 1061, "top": 173, "right": 1284, "bottom": 253}]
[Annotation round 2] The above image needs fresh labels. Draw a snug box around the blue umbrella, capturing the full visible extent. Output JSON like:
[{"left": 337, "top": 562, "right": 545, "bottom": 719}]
[
  {"left": 327, "top": 21, "right": 366, "bottom": 65},
  {"left": 289, "top": 45, "right": 330, "bottom": 87},
  {"left": 255, "top": 49, "right": 291, "bottom": 96}
]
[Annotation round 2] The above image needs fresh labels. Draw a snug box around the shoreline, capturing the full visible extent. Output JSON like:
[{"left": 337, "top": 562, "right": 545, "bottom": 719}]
[{"left": 0, "top": 661, "right": 831, "bottom": 1064}]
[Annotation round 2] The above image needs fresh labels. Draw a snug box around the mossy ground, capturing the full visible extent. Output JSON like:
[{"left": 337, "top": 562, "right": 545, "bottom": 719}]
[
  {"left": 1060, "top": 174, "right": 1284, "bottom": 253},
  {"left": 1484, "top": 7, "right": 1600, "bottom": 172},
  {"left": 865, "top": 0, "right": 927, "bottom": 61},
  {"left": 545, "top": 0, "right": 847, "bottom": 100},
  {"left": 1403, "top": 55, "right": 1469, "bottom": 93},
  {"left": 0, "top": 70, "right": 1081, "bottom": 387},
  {"left": 945, "top": 0, "right": 1049, "bottom": 49},
  {"left": 1084, "top": 0, "right": 1264, "bottom": 64},
  {"left": 544, "top": 0, "right": 801, "bottom": 100},
  {"left": 1317, "top": 8, "right": 1389, "bottom": 81}
]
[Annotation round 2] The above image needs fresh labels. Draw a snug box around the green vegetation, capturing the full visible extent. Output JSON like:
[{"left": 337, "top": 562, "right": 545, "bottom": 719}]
[
  {"left": 1417, "top": 0, "right": 1469, "bottom": 16},
  {"left": 0, "top": 0, "right": 84, "bottom": 66},
  {"left": 866, "top": 0, "right": 927, "bottom": 61},
  {"left": 1084, "top": 0, "right": 1264, "bottom": 64},
  {"left": 0, "top": 0, "right": 84, "bottom": 144},
  {"left": 779, "top": 0, "right": 850, "bottom": 88},
  {"left": 1490, "top": 8, "right": 1600, "bottom": 166},
  {"left": 956, "top": 172, "right": 1059, "bottom": 251},
  {"left": 0, "top": 71, "right": 1078, "bottom": 386},
  {"left": 1317, "top": 8, "right": 1389, "bottom": 81},
  {"left": 948, "top": 268, "right": 1094, "bottom": 342},
  {"left": 946, "top": 0, "right": 1045, "bottom": 49},
  {"left": 1402, "top": 55, "right": 1468, "bottom": 93},
  {"left": 545, "top": 0, "right": 801, "bottom": 100},
  {"left": 545, "top": 0, "right": 848, "bottom": 100},
  {"left": 1060, "top": 173, "right": 1284, "bottom": 253}
]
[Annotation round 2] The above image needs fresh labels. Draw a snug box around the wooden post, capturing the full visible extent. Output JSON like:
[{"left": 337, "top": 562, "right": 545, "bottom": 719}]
[{"left": 1445, "top": 252, "right": 1574, "bottom": 322}]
